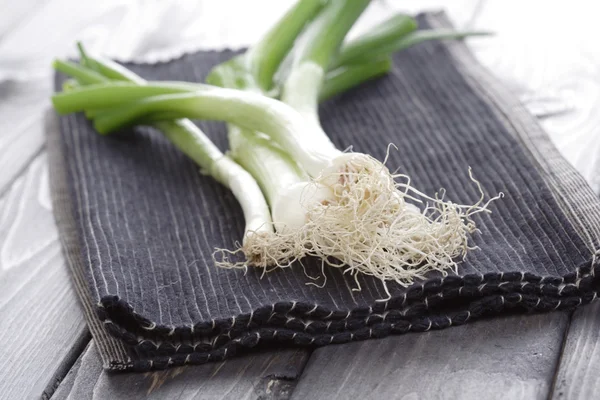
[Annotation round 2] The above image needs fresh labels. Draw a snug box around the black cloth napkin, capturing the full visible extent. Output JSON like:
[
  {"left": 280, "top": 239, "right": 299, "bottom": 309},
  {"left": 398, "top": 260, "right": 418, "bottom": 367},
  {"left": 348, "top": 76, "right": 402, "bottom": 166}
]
[{"left": 48, "top": 12, "right": 600, "bottom": 371}]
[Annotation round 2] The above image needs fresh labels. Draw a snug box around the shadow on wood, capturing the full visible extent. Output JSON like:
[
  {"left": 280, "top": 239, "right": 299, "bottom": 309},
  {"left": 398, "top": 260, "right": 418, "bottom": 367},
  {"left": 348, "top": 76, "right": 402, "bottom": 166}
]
[
  {"left": 52, "top": 341, "right": 310, "bottom": 400},
  {"left": 291, "top": 312, "right": 569, "bottom": 400},
  {"left": 551, "top": 302, "right": 600, "bottom": 400}
]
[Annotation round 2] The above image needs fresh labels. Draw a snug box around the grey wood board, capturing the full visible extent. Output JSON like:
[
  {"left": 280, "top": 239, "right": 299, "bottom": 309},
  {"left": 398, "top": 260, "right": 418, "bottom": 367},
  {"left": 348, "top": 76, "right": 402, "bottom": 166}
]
[
  {"left": 52, "top": 341, "right": 311, "bottom": 400},
  {"left": 0, "top": 154, "right": 89, "bottom": 400},
  {"left": 0, "top": 79, "right": 50, "bottom": 196},
  {"left": 551, "top": 303, "right": 600, "bottom": 400},
  {"left": 50, "top": 341, "right": 103, "bottom": 400},
  {"left": 291, "top": 312, "right": 569, "bottom": 400},
  {"left": 51, "top": 341, "right": 95, "bottom": 400}
]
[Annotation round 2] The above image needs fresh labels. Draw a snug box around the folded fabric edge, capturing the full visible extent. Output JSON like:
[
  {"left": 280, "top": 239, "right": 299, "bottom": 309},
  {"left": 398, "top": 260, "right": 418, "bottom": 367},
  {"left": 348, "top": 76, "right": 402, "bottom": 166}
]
[
  {"left": 104, "top": 287, "right": 598, "bottom": 372},
  {"left": 98, "top": 256, "right": 598, "bottom": 345},
  {"left": 46, "top": 109, "right": 136, "bottom": 371}
]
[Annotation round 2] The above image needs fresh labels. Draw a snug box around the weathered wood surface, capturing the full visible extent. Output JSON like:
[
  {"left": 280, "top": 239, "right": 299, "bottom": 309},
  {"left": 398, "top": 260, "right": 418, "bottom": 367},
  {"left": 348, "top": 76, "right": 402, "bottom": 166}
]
[
  {"left": 0, "top": 78, "right": 49, "bottom": 196},
  {"left": 51, "top": 342, "right": 100, "bottom": 400},
  {"left": 0, "top": 154, "right": 88, "bottom": 400},
  {"left": 291, "top": 313, "right": 569, "bottom": 400},
  {"left": 551, "top": 303, "right": 600, "bottom": 400},
  {"left": 52, "top": 341, "right": 310, "bottom": 400}
]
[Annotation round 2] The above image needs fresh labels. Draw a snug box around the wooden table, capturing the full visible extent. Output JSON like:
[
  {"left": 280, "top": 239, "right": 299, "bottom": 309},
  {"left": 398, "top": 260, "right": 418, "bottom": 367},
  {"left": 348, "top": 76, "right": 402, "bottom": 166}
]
[{"left": 2, "top": 1, "right": 600, "bottom": 399}]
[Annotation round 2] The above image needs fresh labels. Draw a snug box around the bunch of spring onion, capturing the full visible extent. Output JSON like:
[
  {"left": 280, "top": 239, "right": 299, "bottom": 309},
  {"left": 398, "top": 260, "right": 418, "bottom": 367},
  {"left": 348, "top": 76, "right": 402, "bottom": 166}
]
[{"left": 52, "top": 0, "right": 496, "bottom": 288}]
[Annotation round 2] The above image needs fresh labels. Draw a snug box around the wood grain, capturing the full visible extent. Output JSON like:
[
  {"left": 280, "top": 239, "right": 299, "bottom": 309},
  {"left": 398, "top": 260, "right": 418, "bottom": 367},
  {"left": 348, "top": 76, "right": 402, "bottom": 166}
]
[
  {"left": 51, "top": 343, "right": 89, "bottom": 400},
  {"left": 291, "top": 313, "right": 569, "bottom": 400},
  {"left": 52, "top": 341, "right": 310, "bottom": 400},
  {"left": 0, "top": 78, "right": 50, "bottom": 196},
  {"left": 0, "top": 154, "right": 89, "bottom": 400},
  {"left": 550, "top": 303, "right": 600, "bottom": 400}
]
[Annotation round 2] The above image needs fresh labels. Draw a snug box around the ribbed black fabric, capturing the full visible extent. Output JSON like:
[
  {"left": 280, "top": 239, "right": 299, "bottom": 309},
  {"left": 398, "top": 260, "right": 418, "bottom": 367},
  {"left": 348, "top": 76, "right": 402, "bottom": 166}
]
[{"left": 49, "top": 13, "right": 600, "bottom": 371}]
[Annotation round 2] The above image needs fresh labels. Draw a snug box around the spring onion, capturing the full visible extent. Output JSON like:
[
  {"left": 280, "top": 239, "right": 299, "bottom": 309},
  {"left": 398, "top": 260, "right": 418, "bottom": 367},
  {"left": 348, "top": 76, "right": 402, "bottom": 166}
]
[{"left": 52, "top": 0, "right": 498, "bottom": 287}]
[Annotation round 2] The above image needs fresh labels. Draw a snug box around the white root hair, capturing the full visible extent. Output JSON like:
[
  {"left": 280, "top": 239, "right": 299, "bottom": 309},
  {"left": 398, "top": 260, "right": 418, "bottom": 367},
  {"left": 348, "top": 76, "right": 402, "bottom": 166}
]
[
  {"left": 213, "top": 231, "right": 303, "bottom": 275},
  {"left": 214, "top": 153, "right": 502, "bottom": 287}
]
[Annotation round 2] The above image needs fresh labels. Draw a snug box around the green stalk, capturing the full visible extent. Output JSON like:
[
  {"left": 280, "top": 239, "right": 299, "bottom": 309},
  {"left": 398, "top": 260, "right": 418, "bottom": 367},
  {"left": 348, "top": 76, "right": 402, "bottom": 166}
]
[
  {"left": 245, "top": 0, "right": 326, "bottom": 91},
  {"left": 208, "top": 0, "right": 372, "bottom": 192},
  {"left": 52, "top": 83, "right": 200, "bottom": 114},
  {"left": 55, "top": 57, "right": 390, "bottom": 115},
  {"left": 83, "top": 87, "right": 337, "bottom": 176},
  {"left": 290, "top": 0, "right": 370, "bottom": 71},
  {"left": 255, "top": 0, "right": 371, "bottom": 176},
  {"left": 89, "top": 89, "right": 303, "bottom": 138},
  {"left": 330, "top": 13, "right": 417, "bottom": 69},
  {"left": 281, "top": 0, "right": 369, "bottom": 124},
  {"left": 67, "top": 50, "right": 227, "bottom": 184},
  {"left": 228, "top": 126, "right": 307, "bottom": 205},
  {"left": 60, "top": 47, "right": 274, "bottom": 239},
  {"left": 60, "top": 12, "right": 435, "bottom": 114},
  {"left": 319, "top": 58, "right": 391, "bottom": 101},
  {"left": 77, "top": 42, "right": 146, "bottom": 83},
  {"left": 69, "top": 0, "right": 371, "bottom": 178},
  {"left": 336, "top": 29, "right": 493, "bottom": 67},
  {"left": 207, "top": 62, "right": 309, "bottom": 206},
  {"left": 53, "top": 60, "right": 109, "bottom": 85},
  {"left": 208, "top": 4, "right": 317, "bottom": 211}
]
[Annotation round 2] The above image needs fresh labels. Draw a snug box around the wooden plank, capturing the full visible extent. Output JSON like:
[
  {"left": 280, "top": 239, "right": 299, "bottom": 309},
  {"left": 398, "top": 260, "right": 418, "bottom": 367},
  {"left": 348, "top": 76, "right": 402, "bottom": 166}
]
[
  {"left": 291, "top": 313, "right": 569, "bottom": 400},
  {"left": 0, "top": 153, "right": 89, "bottom": 400},
  {"left": 550, "top": 303, "right": 600, "bottom": 400},
  {"left": 0, "top": 78, "right": 50, "bottom": 196},
  {"left": 52, "top": 341, "right": 311, "bottom": 400},
  {"left": 51, "top": 341, "right": 101, "bottom": 400}
]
